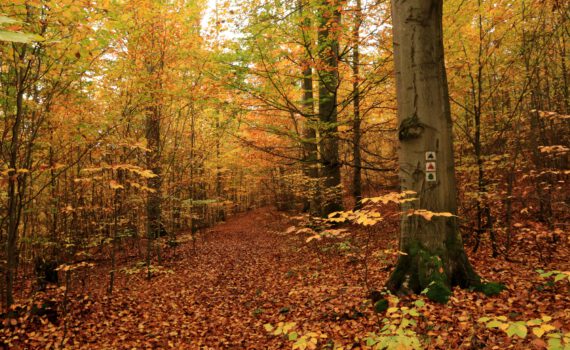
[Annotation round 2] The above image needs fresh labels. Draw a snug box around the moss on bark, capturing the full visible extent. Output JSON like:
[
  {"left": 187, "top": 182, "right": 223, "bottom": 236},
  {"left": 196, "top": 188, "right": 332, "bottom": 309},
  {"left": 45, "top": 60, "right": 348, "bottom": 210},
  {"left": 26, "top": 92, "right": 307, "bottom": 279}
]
[
  {"left": 386, "top": 242, "right": 481, "bottom": 303},
  {"left": 475, "top": 282, "right": 506, "bottom": 296}
]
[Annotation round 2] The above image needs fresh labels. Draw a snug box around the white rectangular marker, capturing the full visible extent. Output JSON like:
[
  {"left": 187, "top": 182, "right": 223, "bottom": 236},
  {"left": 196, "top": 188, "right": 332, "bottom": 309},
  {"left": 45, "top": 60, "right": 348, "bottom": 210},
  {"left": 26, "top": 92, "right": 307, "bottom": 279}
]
[
  {"left": 426, "top": 172, "right": 436, "bottom": 182},
  {"left": 426, "top": 162, "right": 436, "bottom": 171},
  {"left": 425, "top": 151, "right": 436, "bottom": 161}
]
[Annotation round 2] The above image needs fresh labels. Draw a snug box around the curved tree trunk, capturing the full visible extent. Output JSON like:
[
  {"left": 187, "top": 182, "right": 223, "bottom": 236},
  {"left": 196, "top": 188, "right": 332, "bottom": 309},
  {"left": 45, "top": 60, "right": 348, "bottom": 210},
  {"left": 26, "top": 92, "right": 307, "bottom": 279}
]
[{"left": 387, "top": 0, "right": 480, "bottom": 302}]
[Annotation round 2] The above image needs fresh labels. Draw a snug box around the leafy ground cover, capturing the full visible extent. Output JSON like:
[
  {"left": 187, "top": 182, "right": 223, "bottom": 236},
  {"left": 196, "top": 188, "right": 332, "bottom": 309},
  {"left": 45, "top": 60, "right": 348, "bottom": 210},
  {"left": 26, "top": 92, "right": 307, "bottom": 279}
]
[{"left": 1, "top": 207, "right": 569, "bottom": 349}]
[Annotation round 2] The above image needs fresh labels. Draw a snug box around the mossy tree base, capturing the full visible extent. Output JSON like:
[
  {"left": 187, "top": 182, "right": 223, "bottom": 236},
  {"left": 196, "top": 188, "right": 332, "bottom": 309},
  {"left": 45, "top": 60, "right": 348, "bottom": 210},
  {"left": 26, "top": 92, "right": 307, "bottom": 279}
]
[{"left": 386, "top": 243, "right": 483, "bottom": 303}]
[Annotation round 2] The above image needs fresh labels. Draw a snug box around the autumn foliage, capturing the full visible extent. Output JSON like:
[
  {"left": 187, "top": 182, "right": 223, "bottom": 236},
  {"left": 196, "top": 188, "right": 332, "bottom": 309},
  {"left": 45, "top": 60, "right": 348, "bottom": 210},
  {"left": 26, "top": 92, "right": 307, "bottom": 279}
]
[{"left": 0, "top": 0, "right": 569, "bottom": 349}]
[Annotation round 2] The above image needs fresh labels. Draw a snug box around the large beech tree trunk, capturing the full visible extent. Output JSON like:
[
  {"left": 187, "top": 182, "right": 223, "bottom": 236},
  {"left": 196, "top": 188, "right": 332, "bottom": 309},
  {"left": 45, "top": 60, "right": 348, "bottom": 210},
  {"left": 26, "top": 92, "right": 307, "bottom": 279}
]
[{"left": 387, "top": 0, "right": 480, "bottom": 301}]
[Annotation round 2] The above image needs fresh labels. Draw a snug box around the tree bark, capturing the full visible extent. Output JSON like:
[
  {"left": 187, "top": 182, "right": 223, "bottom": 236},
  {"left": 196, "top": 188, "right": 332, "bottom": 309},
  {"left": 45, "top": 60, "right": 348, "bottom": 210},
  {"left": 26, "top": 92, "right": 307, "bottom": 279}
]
[
  {"left": 4, "top": 42, "right": 32, "bottom": 308},
  {"left": 5, "top": 69, "right": 25, "bottom": 308},
  {"left": 146, "top": 95, "right": 162, "bottom": 239},
  {"left": 317, "top": 0, "right": 343, "bottom": 216},
  {"left": 352, "top": 0, "right": 363, "bottom": 210},
  {"left": 387, "top": 0, "right": 480, "bottom": 301},
  {"left": 299, "top": 0, "right": 319, "bottom": 215},
  {"left": 144, "top": 24, "right": 163, "bottom": 244}
]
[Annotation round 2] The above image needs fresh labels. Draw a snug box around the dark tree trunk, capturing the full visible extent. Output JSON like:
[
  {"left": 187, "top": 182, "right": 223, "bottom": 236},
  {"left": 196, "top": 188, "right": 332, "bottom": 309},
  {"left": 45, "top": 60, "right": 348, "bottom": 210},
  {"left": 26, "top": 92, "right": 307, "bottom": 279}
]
[
  {"left": 352, "top": 0, "right": 363, "bottom": 210},
  {"left": 5, "top": 74, "right": 25, "bottom": 308},
  {"left": 317, "top": 0, "right": 343, "bottom": 216},
  {"left": 299, "top": 0, "right": 319, "bottom": 215},
  {"left": 146, "top": 104, "right": 162, "bottom": 239},
  {"left": 144, "top": 30, "right": 163, "bottom": 275}
]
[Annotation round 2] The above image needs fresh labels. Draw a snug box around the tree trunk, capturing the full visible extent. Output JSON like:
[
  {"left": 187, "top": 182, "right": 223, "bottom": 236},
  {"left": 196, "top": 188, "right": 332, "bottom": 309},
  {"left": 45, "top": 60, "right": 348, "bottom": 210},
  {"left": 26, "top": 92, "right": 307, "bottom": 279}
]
[
  {"left": 144, "top": 37, "right": 163, "bottom": 259},
  {"left": 215, "top": 116, "right": 226, "bottom": 222},
  {"left": 352, "top": 0, "right": 363, "bottom": 210},
  {"left": 317, "top": 0, "right": 343, "bottom": 216},
  {"left": 299, "top": 0, "right": 319, "bottom": 215},
  {"left": 387, "top": 0, "right": 480, "bottom": 302},
  {"left": 146, "top": 101, "right": 162, "bottom": 239},
  {"left": 5, "top": 72, "right": 25, "bottom": 309}
]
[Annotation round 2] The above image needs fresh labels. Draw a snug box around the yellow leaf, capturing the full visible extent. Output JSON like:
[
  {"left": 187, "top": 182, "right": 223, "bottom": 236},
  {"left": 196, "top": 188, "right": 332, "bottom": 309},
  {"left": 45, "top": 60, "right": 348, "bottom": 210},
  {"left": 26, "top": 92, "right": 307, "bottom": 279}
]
[
  {"left": 540, "top": 324, "right": 556, "bottom": 333},
  {"left": 498, "top": 322, "right": 510, "bottom": 331},
  {"left": 533, "top": 327, "right": 545, "bottom": 338},
  {"left": 386, "top": 307, "right": 398, "bottom": 314}
]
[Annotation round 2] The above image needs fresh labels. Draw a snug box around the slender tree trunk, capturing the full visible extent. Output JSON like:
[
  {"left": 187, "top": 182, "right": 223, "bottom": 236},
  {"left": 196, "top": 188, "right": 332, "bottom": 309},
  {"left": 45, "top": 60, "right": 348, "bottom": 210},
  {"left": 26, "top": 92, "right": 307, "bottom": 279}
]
[
  {"left": 387, "top": 0, "right": 480, "bottom": 302},
  {"left": 5, "top": 73, "right": 25, "bottom": 308},
  {"left": 317, "top": 0, "right": 343, "bottom": 216},
  {"left": 189, "top": 107, "right": 196, "bottom": 246},
  {"left": 215, "top": 116, "right": 225, "bottom": 222},
  {"left": 560, "top": 34, "right": 569, "bottom": 113},
  {"left": 144, "top": 28, "right": 163, "bottom": 274},
  {"left": 470, "top": 0, "right": 497, "bottom": 257},
  {"left": 302, "top": 68, "right": 319, "bottom": 214},
  {"left": 299, "top": 0, "right": 319, "bottom": 215},
  {"left": 108, "top": 171, "right": 120, "bottom": 295},
  {"left": 146, "top": 102, "right": 162, "bottom": 238},
  {"left": 352, "top": 0, "right": 363, "bottom": 210}
]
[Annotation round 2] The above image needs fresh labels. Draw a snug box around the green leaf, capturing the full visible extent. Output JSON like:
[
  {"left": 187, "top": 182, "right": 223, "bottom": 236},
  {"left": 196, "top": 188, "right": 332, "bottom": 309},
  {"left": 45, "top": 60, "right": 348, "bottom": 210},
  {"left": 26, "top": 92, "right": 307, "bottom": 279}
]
[
  {"left": 547, "top": 337, "right": 562, "bottom": 350},
  {"left": 0, "top": 30, "right": 44, "bottom": 43},
  {"left": 373, "top": 299, "right": 389, "bottom": 313},
  {"left": 506, "top": 322, "right": 527, "bottom": 339},
  {"left": 526, "top": 319, "right": 543, "bottom": 326},
  {"left": 486, "top": 320, "right": 504, "bottom": 329},
  {"left": 554, "top": 273, "right": 566, "bottom": 282},
  {"left": 288, "top": 332, "right": 298, "bottom": 341},
  {"left": 365, "top": 336, "right": 379, "bottom": 346},
  {"left": 478, "top": 317, "right": 491, "bottom": 323},
  {"left": 414, "top": 299, "right": 425, "bottom": 308},
  {"left": 408, "top": 309, "right": 420, "bottom": 317},
  {"left": 263, "top": 323, "right": 274, "bottom": 332},
  {"left": 293, "top": 337, "right": 308, "bottom": 349},
  {"left": 0, "top": 15, "right": 21, "bottom": 25}
]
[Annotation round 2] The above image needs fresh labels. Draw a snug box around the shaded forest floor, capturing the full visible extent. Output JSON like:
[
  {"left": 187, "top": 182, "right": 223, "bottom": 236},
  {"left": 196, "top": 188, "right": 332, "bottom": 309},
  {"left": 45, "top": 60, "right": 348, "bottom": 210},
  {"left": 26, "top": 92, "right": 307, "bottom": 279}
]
[{"left": 1, "top": 207, "right": 569, "bottom": 349}]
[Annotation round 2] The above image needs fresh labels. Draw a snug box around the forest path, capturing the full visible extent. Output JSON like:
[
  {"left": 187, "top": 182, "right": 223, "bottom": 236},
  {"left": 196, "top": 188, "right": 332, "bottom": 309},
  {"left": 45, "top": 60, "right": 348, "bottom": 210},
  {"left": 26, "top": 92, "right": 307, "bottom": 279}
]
[
  {"left": 66, "top": 208, "right": 379, "bottom": 349},
  {"left": 6, "top": 208, "right": 569, "bottom": 349}
]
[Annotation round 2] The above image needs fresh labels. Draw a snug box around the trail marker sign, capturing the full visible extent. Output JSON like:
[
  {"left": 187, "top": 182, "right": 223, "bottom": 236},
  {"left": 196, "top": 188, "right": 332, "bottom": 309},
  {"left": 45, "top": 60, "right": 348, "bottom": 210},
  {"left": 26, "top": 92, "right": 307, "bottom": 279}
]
[
  {"left": 425, "top": 152, "right": 436, "bottom": 161},
  {"left": 426, "top": 172, "right": 436, "bottom": 182},
  {"left": 426, "top": 162, "right": 436, "bottom": 171}
]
